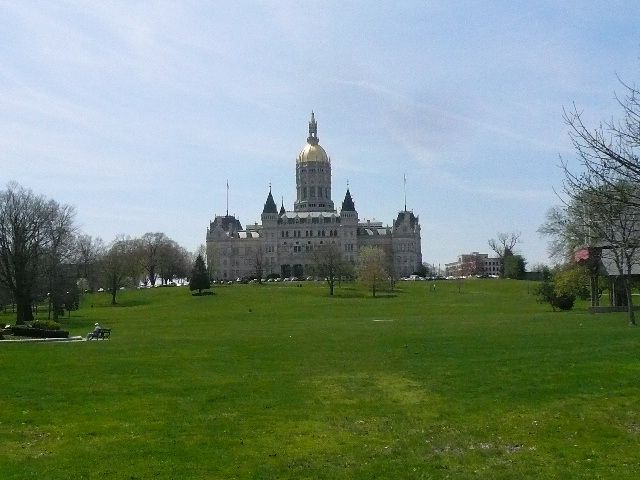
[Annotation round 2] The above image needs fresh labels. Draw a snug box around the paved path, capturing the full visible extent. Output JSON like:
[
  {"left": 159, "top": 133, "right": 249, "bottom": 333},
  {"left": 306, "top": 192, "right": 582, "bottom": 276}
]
[{"left": 1, "top": 336, "right": 84, "bottom": 343}]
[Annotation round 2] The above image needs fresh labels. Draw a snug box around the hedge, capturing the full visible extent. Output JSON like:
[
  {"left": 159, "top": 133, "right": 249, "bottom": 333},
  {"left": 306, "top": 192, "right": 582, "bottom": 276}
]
[{"left": 9, "top": 325, "right": 69, "bottom": 339}]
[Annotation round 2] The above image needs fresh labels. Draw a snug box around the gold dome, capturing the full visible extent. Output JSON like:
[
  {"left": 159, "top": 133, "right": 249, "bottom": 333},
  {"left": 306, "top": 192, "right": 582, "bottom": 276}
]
[
  {"left": 297, "top": 143, "right": 330, "bottom": 164},
  {"left": 297, "top": 111, "right": 330, "bottom": 163}
]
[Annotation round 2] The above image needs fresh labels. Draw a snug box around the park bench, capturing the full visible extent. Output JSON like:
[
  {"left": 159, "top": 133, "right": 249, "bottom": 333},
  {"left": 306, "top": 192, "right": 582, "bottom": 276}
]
[{"left": 87, "top": 328, "right": 111, "bottom": 340}]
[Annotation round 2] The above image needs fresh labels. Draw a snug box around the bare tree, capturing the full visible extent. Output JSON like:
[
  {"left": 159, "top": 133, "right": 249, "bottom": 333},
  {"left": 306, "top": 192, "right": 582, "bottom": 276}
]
[
  {"left": 254, "top": 248, "right": 264, "bottom": 283},
  {"left": 461, "top": 253, "right": 485, "bottom": 277},
  {"left": 310, "top": 244, "right": 349, "bottom": 295},
  {"left": 157, "top": 239, "right": 190, "bottom": 284},
  {"left": 556, "top": 75, "right": 640, "bottom": 324},
  {"left": 488, "top": 232, "right": 521, "bottom": 278},
  {"left": 74, "top": 234, "right": 104, "bottom": 292},
  {"left": 0, "top": 183, "right": 76, "bottom": 324},
  {"left": 573, "top": 186, "right": 639, "bottom": 324},
  {"left": 561, "top": 79, "right": 640, "bottom": 209},
  {"left": 100, "top": 236, "right": 140, "bottom": 305},
  {"left": 43, "top": 200, "right": 77, "bottom": 321},
  {"left": 137, "top": 232, "right": 169, "bottom": 286}
]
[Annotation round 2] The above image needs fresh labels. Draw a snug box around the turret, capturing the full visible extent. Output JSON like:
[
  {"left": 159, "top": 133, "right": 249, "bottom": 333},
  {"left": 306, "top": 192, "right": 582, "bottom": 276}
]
[
  {"left": 261, "top": 189, "right": 278, "bottom": 224},
  {"left": 340, "top": 189, "right": 358, "bottom": 226}
]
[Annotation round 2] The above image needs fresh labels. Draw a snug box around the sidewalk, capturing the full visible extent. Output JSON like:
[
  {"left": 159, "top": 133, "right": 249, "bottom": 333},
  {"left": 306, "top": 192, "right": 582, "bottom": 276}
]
[{"left": 1, "top": 336, "right": 84, "bottom": 343}]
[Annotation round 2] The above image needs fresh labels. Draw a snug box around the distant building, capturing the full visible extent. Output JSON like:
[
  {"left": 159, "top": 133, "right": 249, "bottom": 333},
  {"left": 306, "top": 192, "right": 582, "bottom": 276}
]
[
  {"left": 444, "top": 252, "right": 502, "bottom": 277},
  {"left": 206, "top": 113, "right": 422, "bottom": 280}
]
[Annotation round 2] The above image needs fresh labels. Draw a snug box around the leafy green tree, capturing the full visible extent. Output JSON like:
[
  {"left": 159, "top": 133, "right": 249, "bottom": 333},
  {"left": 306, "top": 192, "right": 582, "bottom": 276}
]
[
  {"left": 504, "top": 254, "right": 526, "bottom": 279},
  {"left": 189, "top": 254, "right": 211, "bottom": 295},
  {"left": 356, "top": 246, "right": 389, "bottom": 297},
  {"left": 554, "top": 265, "right": 591, "bottom": 300}
]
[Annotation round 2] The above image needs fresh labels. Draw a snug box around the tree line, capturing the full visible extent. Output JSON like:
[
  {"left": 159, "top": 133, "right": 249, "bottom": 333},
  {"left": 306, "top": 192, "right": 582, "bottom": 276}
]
[{"left": 0, "top": 182, "right": 193, "bottom": 324}]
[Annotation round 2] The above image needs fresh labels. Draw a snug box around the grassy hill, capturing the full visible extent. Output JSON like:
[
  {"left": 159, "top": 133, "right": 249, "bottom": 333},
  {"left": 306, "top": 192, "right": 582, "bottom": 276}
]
[{"left": 1, "top": 279, "right": 639, "bottom": 478}]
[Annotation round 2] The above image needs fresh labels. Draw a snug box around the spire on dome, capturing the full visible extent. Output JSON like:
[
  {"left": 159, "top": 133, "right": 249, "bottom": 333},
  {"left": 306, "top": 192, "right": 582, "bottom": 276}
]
[
  {"left": 262, "top": 189, "right": 278, "bottom": 214},
  {"left": 279, "top": 197, "right": 286, "bottom": 215},
  {"left": 307, "top": 111, "right": 319, "bottom": 146},
  {"left": 341, "top": 189, "right": 355, "bottom": 212}
]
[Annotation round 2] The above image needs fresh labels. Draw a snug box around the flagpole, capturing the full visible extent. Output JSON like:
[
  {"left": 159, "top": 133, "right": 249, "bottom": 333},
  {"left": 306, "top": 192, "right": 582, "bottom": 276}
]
[
  {"left": 403, "top": 174, "right": 407, "bottom": 211},
  {"left": 226, "top": 180, "right": 229, "bottom": 217}
]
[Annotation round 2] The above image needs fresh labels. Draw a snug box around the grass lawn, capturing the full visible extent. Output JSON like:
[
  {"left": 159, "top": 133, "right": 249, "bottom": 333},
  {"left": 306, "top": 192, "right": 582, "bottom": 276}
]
[{"left": 1, "top": 279, "right": 639, "bottom": 479}]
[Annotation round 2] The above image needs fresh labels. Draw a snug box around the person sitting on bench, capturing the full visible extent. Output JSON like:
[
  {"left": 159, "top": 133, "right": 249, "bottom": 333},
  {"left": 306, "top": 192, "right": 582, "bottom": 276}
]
[{"left": 87, "top": 323, "right": 101, "bottom": 341}]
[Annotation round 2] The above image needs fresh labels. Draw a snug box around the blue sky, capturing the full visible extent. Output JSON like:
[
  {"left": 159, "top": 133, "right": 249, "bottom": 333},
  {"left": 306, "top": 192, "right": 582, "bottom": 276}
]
[{"left": 2, "top": 1, "right": 638, "bottom": 268}]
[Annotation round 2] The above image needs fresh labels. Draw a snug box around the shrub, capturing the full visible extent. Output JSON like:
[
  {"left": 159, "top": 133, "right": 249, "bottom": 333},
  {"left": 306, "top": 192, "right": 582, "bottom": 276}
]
[
  {"left": 555, "top": 294, "right": 575, "bottom": 311},
  {"left": 31, "top": 320, "right": 61, "bottom": 330},
  {"left": 533, "top": 279, "right": 576, "bottom": 311},
  {"left": 554, "top": 266, "right": 591, "bottom": 300}
]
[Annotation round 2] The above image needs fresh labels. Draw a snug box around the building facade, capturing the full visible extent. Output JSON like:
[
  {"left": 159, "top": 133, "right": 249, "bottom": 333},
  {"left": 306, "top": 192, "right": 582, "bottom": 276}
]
[
  {"left": 444, "top": 252, "right": 502, "bottom": 277},
  {"left": 206, "top": 113, "right": 422, "bottom": 280}
]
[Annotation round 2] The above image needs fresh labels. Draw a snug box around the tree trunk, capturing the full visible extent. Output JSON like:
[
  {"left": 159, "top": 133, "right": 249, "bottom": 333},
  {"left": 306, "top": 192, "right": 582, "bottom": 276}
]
[
  {"left": 625, "top": 277, "right": 637, "bottom": 326},
  {"left": 590, "top": 273, "right": 599, "bottom": 307},
  {"left": 15, "top": 295, "right": 33, "bottom": 325}
]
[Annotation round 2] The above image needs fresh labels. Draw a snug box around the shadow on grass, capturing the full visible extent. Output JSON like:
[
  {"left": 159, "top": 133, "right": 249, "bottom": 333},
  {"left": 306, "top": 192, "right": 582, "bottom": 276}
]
[
  {"left": 370, "top": 293, "right": 399, "bottom": 299},
  {"left": 191, "top": 291, "right": 215, "bottom": 296},
  {"left": 87, "top": 298, "right": 153, "bottom": 308},
  {"left": 331, "top": 288, "right": 399, "bottom": 299}
]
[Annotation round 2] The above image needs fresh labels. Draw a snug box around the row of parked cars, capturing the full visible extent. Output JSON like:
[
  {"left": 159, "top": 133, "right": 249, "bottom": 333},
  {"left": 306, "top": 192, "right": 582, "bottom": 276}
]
[
  {"left": 211, "top": 276, "right": 342, "bottom": 285},
  {"left": 400, "top": 274, "right": 499, "bottom": 281}
]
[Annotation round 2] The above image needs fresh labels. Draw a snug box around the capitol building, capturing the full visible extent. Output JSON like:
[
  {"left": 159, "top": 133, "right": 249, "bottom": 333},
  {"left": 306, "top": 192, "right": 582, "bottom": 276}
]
[{"left": 206, "top": 113, "right": 422, "bottom": 280}]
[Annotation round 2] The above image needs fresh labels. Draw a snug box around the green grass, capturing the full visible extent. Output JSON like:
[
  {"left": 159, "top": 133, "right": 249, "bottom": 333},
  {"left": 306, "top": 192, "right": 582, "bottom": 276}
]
[{"left": 1, "top": 279, "right": 639, "bottom": 479}]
